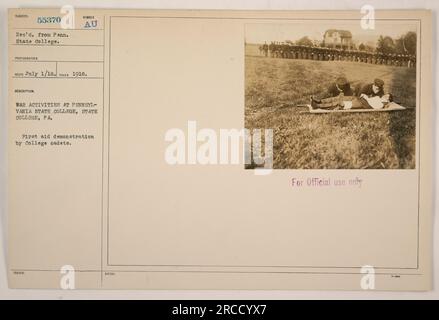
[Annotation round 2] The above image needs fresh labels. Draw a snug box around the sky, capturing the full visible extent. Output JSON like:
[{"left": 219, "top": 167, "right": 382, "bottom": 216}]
[{"left": 245, "top": 20, "right": 418, "bottom": 46}]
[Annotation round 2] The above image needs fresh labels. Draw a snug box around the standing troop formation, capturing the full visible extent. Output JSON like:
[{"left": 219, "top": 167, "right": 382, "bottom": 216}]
[{"left": 258, "top": 42, "right": 416, "bottom": 68}]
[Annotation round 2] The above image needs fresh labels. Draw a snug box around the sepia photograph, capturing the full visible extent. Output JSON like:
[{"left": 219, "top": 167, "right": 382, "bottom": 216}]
[{"left": 245, "top": 21, "right": 418, "bottom": 169}]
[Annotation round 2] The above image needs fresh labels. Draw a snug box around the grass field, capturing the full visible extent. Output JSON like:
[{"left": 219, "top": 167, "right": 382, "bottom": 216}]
[{"left": 245, "top": 45, "right": 417, "bottom": 169}]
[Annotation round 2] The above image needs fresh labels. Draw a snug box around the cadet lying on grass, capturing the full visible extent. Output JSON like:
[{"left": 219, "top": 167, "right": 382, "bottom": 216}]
[{"left": 310, "top": 78, "right": 393, "bottom": 110}]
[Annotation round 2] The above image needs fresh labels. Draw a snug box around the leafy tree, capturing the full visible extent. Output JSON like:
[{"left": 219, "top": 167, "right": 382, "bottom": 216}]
[
  {"left": 376, "top": 35, "right": 395, "bottom": 54},
  {"left": 395, "top": 31, "right": 417, "bottom": 55},
  {"left": 295, "top": 36, "right": 314, "bottom": 46}
]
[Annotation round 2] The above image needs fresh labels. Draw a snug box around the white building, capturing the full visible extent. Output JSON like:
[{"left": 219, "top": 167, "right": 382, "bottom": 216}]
[{"left": 323, "top": 29, "right": 353, "bottom": 49}]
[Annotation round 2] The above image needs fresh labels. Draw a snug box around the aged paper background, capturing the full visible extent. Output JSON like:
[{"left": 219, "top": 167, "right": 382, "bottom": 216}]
[{"left": 1, "top": 2, "right": 437, "bottom": 297}]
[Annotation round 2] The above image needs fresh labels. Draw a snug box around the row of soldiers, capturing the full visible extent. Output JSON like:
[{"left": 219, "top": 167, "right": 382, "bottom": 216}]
[{"left": 258, "top": 43, "right": 416, "bottom": 68}]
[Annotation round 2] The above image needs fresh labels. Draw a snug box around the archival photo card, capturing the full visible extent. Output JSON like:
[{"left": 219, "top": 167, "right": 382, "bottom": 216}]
[{"left": 7, "top": 9, "right": 432, "bottom": 291}]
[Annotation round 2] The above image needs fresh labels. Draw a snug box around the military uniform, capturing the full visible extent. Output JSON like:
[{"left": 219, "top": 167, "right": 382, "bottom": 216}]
[
  {"left": 359, "top": 79, "right": 385, "bottom": 98},
  {"left": 327, "top": 82, "right": 354, "bottom": 97}
]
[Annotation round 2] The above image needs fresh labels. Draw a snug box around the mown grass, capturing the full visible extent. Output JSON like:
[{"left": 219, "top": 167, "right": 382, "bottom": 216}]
[{"left": 245, "top": 47, "right": 416, "bottom": 169}]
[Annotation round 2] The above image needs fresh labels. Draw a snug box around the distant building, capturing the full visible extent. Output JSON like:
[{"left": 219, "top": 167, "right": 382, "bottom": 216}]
[{"left": 323, "top": 29, "right": 353, "bottom": 49}]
